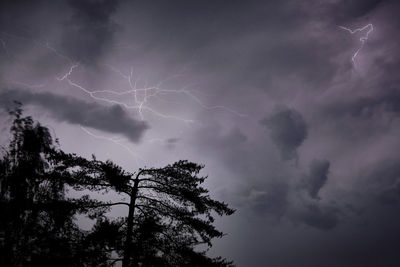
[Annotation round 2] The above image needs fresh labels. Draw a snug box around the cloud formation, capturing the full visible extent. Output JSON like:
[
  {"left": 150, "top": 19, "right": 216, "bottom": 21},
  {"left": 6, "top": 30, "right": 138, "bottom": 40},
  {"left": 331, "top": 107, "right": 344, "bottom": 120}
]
[
  {"left": 0, "top": 88, "right": 148, "bottom": 143},
  {"left": 1, "top": 0, "right": 400, "bottom": 266},
  {"left": 261, "top": 108, "right": 307, "bottom": 161},
  {"left": 304, "top": 159, "right": 330, "bottom": 199},
  {"left": 61, "top": 0, "right": 120, "bottom": 64},
  {"left": 296, "top": 203, "right": 339, "bottom": 230}
]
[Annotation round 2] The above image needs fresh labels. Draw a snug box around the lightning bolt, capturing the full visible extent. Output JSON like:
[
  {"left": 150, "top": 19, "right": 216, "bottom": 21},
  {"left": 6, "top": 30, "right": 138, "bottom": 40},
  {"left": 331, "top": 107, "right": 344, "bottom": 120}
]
[
  {"left": 57, "top": 63, "right": 80, "bottom": 81},
  {"left": 56, "top": 63, "right": 246, "bottom": 123},
  {"left": 45, "top": 41, "right": 75, "bottom": 64},
  {"left": 80, "top": 126, "right": 143, "bottom": 166},
  {"left": 3, "top": 29, "right": 246, "bottom": 164},
  {"left": 339, "top": 23, "right": 373, "bottom": 65},
  {"left": 1, "top": 31, "right": 77, "bottom": 64},
  {"left": 2, "top": 30, "right": 246, "bottom": 122}
]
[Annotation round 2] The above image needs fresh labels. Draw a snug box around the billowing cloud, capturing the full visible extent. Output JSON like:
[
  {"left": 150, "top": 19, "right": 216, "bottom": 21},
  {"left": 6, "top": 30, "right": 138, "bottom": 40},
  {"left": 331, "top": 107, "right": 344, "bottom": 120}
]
[
  {"left": 261, "top": 108, "right": 307, "bottom": 161},
  {"left": 61, "top": 0, "right": 121, "bottom": 64},
  {"left": 295, "top": 203, "right": 339, "bottom": 230},
  {"left": 247, "top": 184, "right": 289, "bottom": 218},
  {"left": 1, "top": 0, "right": 400, "bottom": 266},
  {"left": 378, "top": 183, "right": 400, "bottom": 206},
  {"left": 324, "top": 88, "right": 400, "bottom": 120},
  {"left": 0, "top": 88, "right": 148, "bottom": 142},
  {"left": 304, "top": 159, "right": 330, "bottom": 199}
]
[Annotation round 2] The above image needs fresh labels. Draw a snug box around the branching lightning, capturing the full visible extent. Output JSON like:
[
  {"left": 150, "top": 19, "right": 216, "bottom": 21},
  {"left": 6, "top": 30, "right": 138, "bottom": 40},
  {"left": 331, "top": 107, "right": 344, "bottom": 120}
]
[
  {"left": 1, "top": 31, "right": 246, "bottom": 123},
  {"left": 2, "top": 29, "right": 246, "bottom": 163},
  {"left": 339, "top": 23, "right": 373, "bottom": 65},
  {"left": 56, "top": 63, "right": 246, "bottom": 123},
  {"left": 80, "top": 126, "right": 143, "bottom": 166}
]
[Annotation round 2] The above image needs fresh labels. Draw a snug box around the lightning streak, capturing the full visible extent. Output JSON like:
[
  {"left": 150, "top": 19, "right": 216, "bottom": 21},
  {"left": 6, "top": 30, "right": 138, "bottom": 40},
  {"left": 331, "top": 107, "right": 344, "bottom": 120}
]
[
  {"left": 45, "top": 41, "right": 75, "bottom": 64},
  {"left": 80, "top": 126, "right": 143, "bottom": 166},
  {"left": 184, "top": 90, "right": 247, "bottom": 117},
  {"left": 57, "top": 63, "right": 246, "bottom": 123},
  {"left": 339, "top": 23, "right": 373, "bottom": 64},
  {"left": 2, "top": 31, "right": 245, "bottom": 123},
  {"left": 3, "top": 29, "right": 246, "bottom": 164},
  {"left": 1, "top": 31, "right": 77, "bottom": 64},
  {"left": 57, "top": 63, "right": 79, "bottom": 81}
]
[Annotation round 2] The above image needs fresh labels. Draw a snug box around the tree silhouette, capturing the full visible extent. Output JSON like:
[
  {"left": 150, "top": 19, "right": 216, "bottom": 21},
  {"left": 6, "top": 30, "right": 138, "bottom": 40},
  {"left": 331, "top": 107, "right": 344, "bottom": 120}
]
[
  {"left": 0, "top": 104, "right": 111, "bottom": 266},
  {"left": 114, "top": 161, "right": 235, "bottom": 267},
  {"left": 0, "top": 104, "right": 235, "bottom": 266},
  {"left": 66, "top": 152, "right": 236, "bottom": 266}
]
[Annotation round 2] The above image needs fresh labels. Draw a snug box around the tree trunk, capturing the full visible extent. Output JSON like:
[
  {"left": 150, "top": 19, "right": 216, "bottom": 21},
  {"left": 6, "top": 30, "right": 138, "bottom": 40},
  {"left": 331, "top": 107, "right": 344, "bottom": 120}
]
[{"left": 122, "top": 172, "right": 141, "bottom": 267}]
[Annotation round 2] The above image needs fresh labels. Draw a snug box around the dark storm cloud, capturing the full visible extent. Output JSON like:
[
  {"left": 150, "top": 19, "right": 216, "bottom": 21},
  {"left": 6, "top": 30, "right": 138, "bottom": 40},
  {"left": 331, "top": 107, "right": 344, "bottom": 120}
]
[
  {"left": 0, "top": 0, "right": 120, "bottom": 67},
  {"left": 113, "top": 0, "right": 400, "bottom": 264},
  {"left": 115, "top": 0, "right": 344, "bottom": 92},
  {"left": 261, "top": 108, "right": 307, "bottom": 161},
  {"left": 325, "top": 0, "right": 385, "bottom": 22},
  {"left": 243, "top": 175, "right": 339, "bottom": 230},
  {"left": 0, "top": 88, "right": 148, "bottom": 142},
  {"left": 62, "top": 0, "right": 120, "bottom": 64},
  {"left": 296, "top": 204, "right": 339, "bottom": 230},
  {"left": 343, "top": 0, "right": 384, "bottom": 17},
  {"left": 378, "top": 183, "right": 400, "bottom": 206},
  {"left": 193, "top": 123, "right": 338, "bottom": 231},
  {"left": 242, "top": 158, "right": 336, "bottom": 230},
  {"left": 365, "top": 159, "right": 400, "bottom": 187},
  {"left": 304, "top": 159, "right": 330, "bottom": 199},
  {"left": 247, "top": 183, "right": 289, "bottom": 218},
  {"left": 0, "top": 0, "right": 50, "bottom": 34},
  {"left": 324, "top": 88, "right": 400, "bottom": 119},
  {"left": 1, "top": 0, "right": 400, "bottom": 266},
  {"left": 328, "top": 159, "right": 400, "bottom": 267},
  {"left": 357, "top": 158, "right": 400, "bottom": 207}
]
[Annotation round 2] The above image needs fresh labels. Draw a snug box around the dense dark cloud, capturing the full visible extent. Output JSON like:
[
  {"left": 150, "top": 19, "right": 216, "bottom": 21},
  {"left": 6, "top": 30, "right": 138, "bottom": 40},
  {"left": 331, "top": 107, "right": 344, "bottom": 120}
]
[
  {"left": 324, "top": 88, "right": 400, "bottom": 119},
  {"left": 341, "top": 0, "right": 384, "bottom": 17},
  {"left": 1, "top": 0, "right": 400, "bottom": 266},
  {"left": 261, "top": 108, "right": 307, "bottom": 161},
  {"left": 378, "top": 183, "right": 400, "bottom": 206},
  {"left": 356, "top": 158, "right": 400, "bottom": 208},
  {"left": 0, "top": 0, "right": 55, "bottom": 34},
  {"left": 0, "top": 88, "right": 148, "bottom": 142},
  {"left": 191, "top": 123, "right": 338, "bottom": 231},
  {"left": 61, "top": 0, "right": 120, "bottom": 64},
  {"left": 304, "top": 159, "right": 330, "bottom": 199},
  {"left": 295, "top": 203, "right": 339, "bottom": 230},
  {"left": 0, "top": 0, "right": 120, "bottom": 66},
  {"left": 323, "top": 0, "right": 386, "bottom": 23},
  {"left": 247, "top": 183, "right": 289, "bottom": 218}
]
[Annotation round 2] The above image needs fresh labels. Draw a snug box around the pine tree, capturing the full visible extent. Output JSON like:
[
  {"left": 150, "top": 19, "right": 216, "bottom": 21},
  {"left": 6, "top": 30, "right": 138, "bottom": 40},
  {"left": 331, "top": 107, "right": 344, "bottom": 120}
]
[{"left": 77, "top": 159, "right": 235, "bottom": 266}]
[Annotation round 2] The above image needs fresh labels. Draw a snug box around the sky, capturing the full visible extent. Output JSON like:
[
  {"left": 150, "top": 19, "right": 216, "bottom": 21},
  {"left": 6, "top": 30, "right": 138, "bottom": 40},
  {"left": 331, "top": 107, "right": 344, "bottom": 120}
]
[{"left": 1, "top": 0, "right": 400, "bottom": 266}]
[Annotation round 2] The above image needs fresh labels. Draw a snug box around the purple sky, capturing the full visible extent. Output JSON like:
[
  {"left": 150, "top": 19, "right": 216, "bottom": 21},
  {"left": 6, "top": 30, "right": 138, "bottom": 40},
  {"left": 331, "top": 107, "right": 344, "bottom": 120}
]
[{"left": 1, "top": 0, "right": 400, "bottom": 266}]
